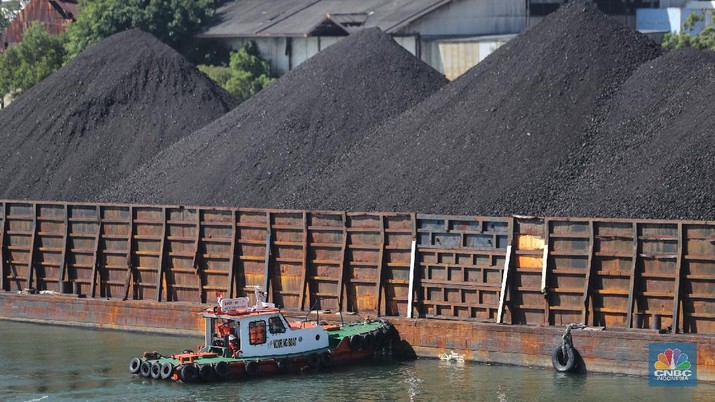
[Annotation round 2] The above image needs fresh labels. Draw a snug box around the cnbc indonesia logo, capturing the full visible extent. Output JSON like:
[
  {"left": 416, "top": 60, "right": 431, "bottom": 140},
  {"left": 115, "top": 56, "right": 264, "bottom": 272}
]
[{"left": 652, "top": 347, "right": 693, "bottom": 383}]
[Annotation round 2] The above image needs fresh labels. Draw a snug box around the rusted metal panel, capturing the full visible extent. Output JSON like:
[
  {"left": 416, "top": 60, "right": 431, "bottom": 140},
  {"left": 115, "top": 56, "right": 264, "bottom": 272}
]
[
  {"left": 268, "top": 211, "right": 305, "bottom": 309},
  {"left": 381, "top": 214, "right": 413, "bottom": 316},
  {"left": 130, "top": 206, "right": 163, "bottom": 301},
  {"left": 417, "top": 215, "right": 510, "bottom": 321},
  {"left": 591, "top": 221, "right": 634, "bottom": 328},
  {"left": 236, "top": 210, "right": 269, "bottom": 299},
  {"left": 306, "top": 211, "right": 344, "bottom": 311},
  {"left": 546, "top": 219, "right": 591, "bottom": 325},
  {"left": 198, "top": 208, "right": 234, "bottom": 303},
  {"left": 682, "top": 224, "right": 715, "bottom": 334},
  {"left": 509, "top": 217, "right": 546, "bottom": 325},
  {"left": 0, "top": 201, "right": 6, "bottom": 291},
  {"left": 33, "top": 203, "right": 64, "bottom": 292},
  {"left": 4, "top": 202, "right": 34, "bottom": 291},
  {"left": 344, "top": 213, "right": 384, "bottom": 314},
  {"left": 98, "top": 205, "right": 132, "bottom": 299},
  {"left": 162, "top": 207, "right": 200, "bottom": 302}
]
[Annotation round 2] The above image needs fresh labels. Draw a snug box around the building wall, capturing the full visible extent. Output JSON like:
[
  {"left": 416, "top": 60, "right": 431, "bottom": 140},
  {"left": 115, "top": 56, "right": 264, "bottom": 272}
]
[{"left": 402, "top": 0, "right": 526, "bottom": 36}]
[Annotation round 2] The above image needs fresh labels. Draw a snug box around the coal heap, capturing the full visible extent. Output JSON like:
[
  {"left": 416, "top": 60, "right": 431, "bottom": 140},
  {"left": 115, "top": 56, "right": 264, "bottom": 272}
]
[
  {"left": 0, "top": 29, "right": 237, "bottom": 201},
  {"left": 551, "top": 48, "right": 715, "bottom": 220},
  {"left": 278, "top": 3, "right": 663, "bottom": 215},
  {"left": 104, "top": 28, "right": 448, "bottom": 206}
]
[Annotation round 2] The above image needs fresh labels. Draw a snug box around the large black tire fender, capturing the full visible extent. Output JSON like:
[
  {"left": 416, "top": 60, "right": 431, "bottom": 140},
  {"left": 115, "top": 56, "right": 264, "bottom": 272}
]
[
  {"left": 319, "top": 351, "right": 332, "bottom": 368},
  {"left": 129, "top": 357, "right": 142, "bottom": 374},
  {"left": 349, "top": 334, "right": 364, "bottom": 351},
  {"left": 150, "top": 362, "right": 162, "bottom": 379},
  {"left": 160, "top": 362, "right": 174, "bottom": 379},
  {"left": 552, "top": 344, "right": 577, "bottom": 373},
  {"left": 199, "top": 364, "right": 215, "bottom": 381},
  {"left": 275, "top": 358, "right": 289, "bottom": 372},
  {"left": 363, "top": 333, "right": 375, "bottom": 349},
  {"left": 306, "top": 353, "right": 321, "bottom": 369},
  {"left": 214, "top": 361, "right": 230, "bottom": 378},
  {"left": 245, "top": 361, "right": 260, "bottom": 376},
  {"left": 180, "top": 364, "right": 199, "bottom": 383},
  {"left": 140, "top": 361, "right": 152, "bottom": 378}
]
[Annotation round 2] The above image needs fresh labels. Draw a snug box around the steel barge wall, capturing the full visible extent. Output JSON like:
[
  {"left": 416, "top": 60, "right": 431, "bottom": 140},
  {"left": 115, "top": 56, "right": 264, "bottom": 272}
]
[{"left": 1, "top": 200, "right": 714, "bottom": 379}]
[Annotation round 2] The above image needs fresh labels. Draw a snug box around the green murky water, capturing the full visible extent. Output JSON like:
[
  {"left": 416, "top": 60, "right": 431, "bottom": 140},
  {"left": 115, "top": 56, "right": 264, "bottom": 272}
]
[{"left": 1, "top": 320, "right": 714, "bottom": 401}]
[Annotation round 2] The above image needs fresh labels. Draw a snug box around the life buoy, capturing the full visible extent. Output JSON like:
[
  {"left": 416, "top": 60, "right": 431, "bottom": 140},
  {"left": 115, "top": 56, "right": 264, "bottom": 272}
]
[
  {"left": 349, "top": 334, "right": 364, "bottom": 351},
  {"left": 160, "top": 362, "right": 174, "bottom": 379},
  {"left": 150, "top": 362, "right": 162, "bottom": 379},
  {"left": 319, "top": 351, "right": 332, "bottom": 368},
  {"left": 199, "top": 364, "right": 215, "bottom": 381},
  {"left": 275, "top": 358, "right": 289, "bottom": 372},
  {"left": 552, "top": 344, "right": 577, "bottom": 373},
  {"left": 214, "top": 361, "right": 230, "bottom": 378},
  {"left": 245, "top": 360, "right": 260, "bottom": 376},
  {"left": 129, "top": 357, "right": 142, "bottom": 374},
  {"left": 140, "top": 361, "right": 152, "bottom": 377},
  {"left": 180, "top": 364, "right": 199, "bottom": 383},
  {"left": 306, "top": 353, "right": 321, "bottom": 369}
]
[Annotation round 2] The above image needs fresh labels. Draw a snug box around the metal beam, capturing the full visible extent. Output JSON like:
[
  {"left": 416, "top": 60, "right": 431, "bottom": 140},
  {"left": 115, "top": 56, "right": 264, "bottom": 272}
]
[
  {"left": 90, "top": 205, "right": 102, "bottom": 298},
  {"left": 541, "top": 218, "right": 550, "bottom": 325},
  {"left": 626, "top": 222, "right": 639, "bottom": 329},
  {"left": 407, "top": 240, "right": 417, "bottom": 318},
  {"left": 581, "top": 220, "right": 595, "bottom": 325},
  {"left": 122, "top": 206, "right": 134, "bottom": 301},
  {"left": 58, "top": 204, "right": 70, "bottom": 293},
  {"left": 191, "top": 208, "right": 202, "bottom": 303},
  {"left": 497, "top": 244, "right": 513, "bottom": 324},
  {"left": 156, "top": 207, "right": 167, "bottom": 302},
  {"left": 27, "top": 203, "right": 38, "bottom": 290},
  {"left": 337, "top": 212, "right": 348, "bottom": 312},
  {"left": 672, "top": 223, "right": 684, "bottom": 333},
  {"left": 263, "top": 212, "right": 272, "bottom": 296},
  {"left": 227, "top": 209, "right": 237, "bottom": 298},
  {"left": 376, "top": 215, "right": 386, "bottom": 316},
  {"left": 299, "top": 211, "right": 309, "bottom": 311},
  {"left": 0, "top": 201, "right": 6, "bottom": 292}
]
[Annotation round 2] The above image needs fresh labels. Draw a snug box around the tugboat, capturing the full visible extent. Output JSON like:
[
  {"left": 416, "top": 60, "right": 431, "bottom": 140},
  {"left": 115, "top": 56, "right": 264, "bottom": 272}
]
[{"left": 128, "top": 287, "right": 392, "bottom": 383}]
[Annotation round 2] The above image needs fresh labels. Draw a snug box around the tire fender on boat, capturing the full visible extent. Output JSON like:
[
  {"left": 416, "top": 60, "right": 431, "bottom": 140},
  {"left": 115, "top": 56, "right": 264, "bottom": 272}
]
[
  {"left": 129, "top": 357, "right": 142, "bottom": 374},
  {"left": 160, "top": 362, "right": 174, "bottom": 379},
  {"left": 349, "top": 334, "right": 364, "bottom": 351},
  {"left": 214, "top": 361, "right": 230, "bottom": 378},
  {"left": 199, "top": 364, "right": 215, "bottom": 381},
  {"left": 363, "top": 333, "right": 375, "bottom": 349},
  {"left": 319, "top": 351, "right": 332, "bottom": 368},
  {"left": 180, "top": 364, "right": 199, "bottom": 383},
  {"left": 275, "top": 358, "right": 289, "bottom": 372},
  {"left": 150, "top": 362, "right": 162, "bottom": 379},
  {"left": 552, "top": 344, "right": 577, "bottom": 373},
  {"left": 140, "top": 361, "right": 152, "bottom": 378},
  {"left": 245, "top": 360, "right": 260, "bottom": 376},
  {"left": 306, "top": 353, "right": 321, "bottom": 369}
]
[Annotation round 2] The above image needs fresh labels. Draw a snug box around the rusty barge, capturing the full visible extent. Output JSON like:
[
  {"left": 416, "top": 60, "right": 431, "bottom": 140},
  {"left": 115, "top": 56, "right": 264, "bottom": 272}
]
[{"left": 1, "top": 200, "right": 714, "bottom": 380}]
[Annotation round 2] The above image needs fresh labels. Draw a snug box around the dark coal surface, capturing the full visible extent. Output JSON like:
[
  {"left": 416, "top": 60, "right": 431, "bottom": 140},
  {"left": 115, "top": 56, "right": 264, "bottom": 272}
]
[
  {"left": 550, "top": 48, "right": 715, "bottom": 220},
  {"left": 103, "top": 28, "right": 447, "bottom": 206},
  {"left": 0, "top": 29, "right": 237, "bottom": 201},
  {"left": 278, "top": 3, "right": 663, "bottom": 216}
]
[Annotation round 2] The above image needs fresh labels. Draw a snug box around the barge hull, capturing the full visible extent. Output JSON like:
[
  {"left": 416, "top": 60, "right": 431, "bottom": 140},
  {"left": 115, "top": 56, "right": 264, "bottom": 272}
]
[{"left": 1, "top": 293, "right": 713, "bottom": 381}]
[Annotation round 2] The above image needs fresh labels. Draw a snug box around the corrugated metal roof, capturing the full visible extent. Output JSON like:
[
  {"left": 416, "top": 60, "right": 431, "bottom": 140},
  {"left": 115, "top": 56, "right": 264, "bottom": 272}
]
[
  {"left": 199, "top": 0, "right": 453, "bottom": 38},
  {"left": 1, "top": 0, "right": 77, "bottom": 51}
]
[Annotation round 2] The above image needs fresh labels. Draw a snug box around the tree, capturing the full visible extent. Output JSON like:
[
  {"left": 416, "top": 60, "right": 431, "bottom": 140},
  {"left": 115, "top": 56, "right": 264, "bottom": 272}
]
[
  {"left": 65, "top": 0, "right": 218, "bottom": 57},
  {"left": 223, "top": 42, "right": 276, "bottom": 102},
  {"left": 662, "top": 12, "right": 715, "bottom": 50},
  {"left": 0, "top": 21, "right": 66, "bottom": 105}
]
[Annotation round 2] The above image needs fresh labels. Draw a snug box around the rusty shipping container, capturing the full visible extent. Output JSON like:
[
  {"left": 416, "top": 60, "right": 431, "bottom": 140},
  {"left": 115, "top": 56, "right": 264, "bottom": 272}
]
[{"left": 1, "top": 200, "right": 714, "bottom": 380}]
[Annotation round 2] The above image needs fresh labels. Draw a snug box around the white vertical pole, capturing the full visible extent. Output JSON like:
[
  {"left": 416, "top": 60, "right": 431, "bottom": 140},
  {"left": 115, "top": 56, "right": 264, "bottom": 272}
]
[
  {"left": 406, "top": 240, "right": 417, "bottom": 318},
  {"left": 497, "top": 245, "right": 512, "bottom": 324},
  {"left": 541, "top": 245, "right": 549, "bottom": 293}
]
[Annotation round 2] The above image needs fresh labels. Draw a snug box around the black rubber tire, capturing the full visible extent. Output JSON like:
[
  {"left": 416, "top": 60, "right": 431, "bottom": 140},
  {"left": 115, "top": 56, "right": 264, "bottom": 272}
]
[
  {"left": 140, "top": 361, "right": 152, "bottom": 377},
  {"left": 214, "top": 361, "right": 230, "bottom": 378},
  {"left": 182, "top": 349, "right": 194, "bottom": 354},
  {"left": 552, "top": 344, "right": 577, "bottom": 373},
  {"left": 245, "top": 361, "right": 259, "bottom": 376},
  {"left": 180, "top": 364, "right": 199, "bottom": 383},
  {"left": 150, "top": 362, "right": 162, "bottom": 379},
  {"left": 160, "top": 362, "right": 174, "bottom": 379},
  {"left": 199, "top": 364, "right": 215, "bottom": 381},
  {"left": 349, "top": 334, "right": 364, "bottom": 351},
  {"left": 363, "top": 333, "right": 375, "bottom": 349},
  {"left": 306, "top": 353, "right": 321, "bottom": 369},
  {"left": 319, "top": 351, "right": 332, "bottom": 368},
  {"left": 129, "top": 357, "right": 142, "bottom": 374},
  {"left": 275, "top": 358, "right": 289, "bottom": 372}
]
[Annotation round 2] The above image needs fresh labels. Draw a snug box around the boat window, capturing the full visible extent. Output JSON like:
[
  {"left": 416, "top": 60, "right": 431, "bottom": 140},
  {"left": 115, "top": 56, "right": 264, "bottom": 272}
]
[
  {"left": 269, "top": 316, "right": 286, "bottom": 334},
  {"left": 248, "top": 320, "right": 267, "bottom": 345}
]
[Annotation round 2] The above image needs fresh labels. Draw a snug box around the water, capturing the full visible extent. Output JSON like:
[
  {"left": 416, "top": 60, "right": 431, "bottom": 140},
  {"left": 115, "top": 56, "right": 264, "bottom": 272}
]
[{"left": 1, "top": 320, "right": 714, "bottom": 401}]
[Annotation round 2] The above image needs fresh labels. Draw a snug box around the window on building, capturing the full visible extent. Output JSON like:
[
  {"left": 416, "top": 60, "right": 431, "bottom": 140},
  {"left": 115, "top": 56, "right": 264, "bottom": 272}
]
[
  {"left": 269, "top": 316, "right": 286, "bottom": 334},
  {"left": 248, "top": 320, "right": 267, "bottom": 345}
]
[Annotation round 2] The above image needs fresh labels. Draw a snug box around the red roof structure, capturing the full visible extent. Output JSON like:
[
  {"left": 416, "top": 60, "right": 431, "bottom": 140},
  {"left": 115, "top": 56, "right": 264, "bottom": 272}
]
[{"left": 1, "top": 0, "right": 77, "bottom": 51}]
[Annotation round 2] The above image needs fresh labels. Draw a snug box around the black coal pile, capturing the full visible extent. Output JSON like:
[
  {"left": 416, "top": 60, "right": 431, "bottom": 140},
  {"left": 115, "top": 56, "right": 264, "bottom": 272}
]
[
  {"left": 0, "top": 29, "right": 237, "bottom": 201},
  {"left": 278, "top": 3, "right": 662, "bottom": 216},
  {"left": 551, "top": 48, "right": 715, "bottom": 220},
  {"left": 103, "top": 28, "right": 447, "bottom": 206}
]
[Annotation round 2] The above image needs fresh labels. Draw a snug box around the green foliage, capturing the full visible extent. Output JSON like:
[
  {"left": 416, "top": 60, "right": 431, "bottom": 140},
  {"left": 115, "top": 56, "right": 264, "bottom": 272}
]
[
  {"left": 65, "top": 0, "right": 218, "bottom": 57},
  {"left": 0, "top": 21, "right": 66, "bottom": 104},
  {"left": 662, "top": 12, "right": 715, "bottom": 50},
  {"left": 0, "top": 1, "right": 22, "bottom": 32},
  {"left": 197, "top": 64, "right": 232, "bottom": 87},
  {"left": 223, "top": 42, "right": 276, "bottom": 102}
]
